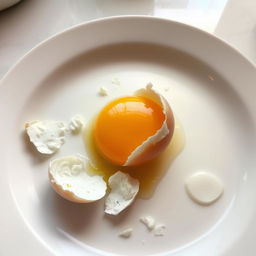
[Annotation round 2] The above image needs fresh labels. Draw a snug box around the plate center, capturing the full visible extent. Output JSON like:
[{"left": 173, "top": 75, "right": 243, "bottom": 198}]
[{"left": 10, "top": 43, "right": 254, "bottom": 255}]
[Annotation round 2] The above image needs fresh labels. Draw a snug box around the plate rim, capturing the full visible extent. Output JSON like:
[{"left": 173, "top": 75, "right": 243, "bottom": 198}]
[{"left": 1, "top": 15, "right": 256, "bottom": 86}]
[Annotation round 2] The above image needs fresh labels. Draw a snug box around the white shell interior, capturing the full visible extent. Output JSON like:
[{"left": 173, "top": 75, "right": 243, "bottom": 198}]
[
  {"left": 105, "top": 171, "right": 139, "bottom": 215},
  {"left": 49, "top": 155, "right": 106, "bottom": 201},
  {"left": 26, "top": 120, "right": 67, "bottom": 154}
]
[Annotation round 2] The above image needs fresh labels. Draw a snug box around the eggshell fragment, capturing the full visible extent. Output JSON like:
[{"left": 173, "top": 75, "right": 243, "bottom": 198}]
[
  {"left": 119, "top": 228, "right": 133, "bottom": 238},
  {"left": 154, "top": 224, "right": 166, "bottom": 236},
  {"left": 98, "top": 87, "right": 108, "bottom": 96},
  {"left": 140, "top": 216, "right": 156, "bottom": 231},
  {"left": 185, "top": 172, "right": 224, "bottom": 205},
  {"left": 105, "top": 171, "right": 139, "bottom": 215},
  {"left": 124, "top": 83, "right": 175, "bottom": 166},
  {"left": 69, "top": 114, "right": 84, "bottom": 134},
  {"left": 25, "top": 120, "right": 67, "bottom": 154},
  {"left": 49, "top": 155, "right": 107, "bottom": 203}
]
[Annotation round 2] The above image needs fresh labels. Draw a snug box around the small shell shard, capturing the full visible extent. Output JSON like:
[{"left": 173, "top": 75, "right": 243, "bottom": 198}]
[
  {"left": 105, "top": 171, "right": 139, "bottom": 215},
  {"left": 119, "top": 228, "right": 133, "bottom": 238}
]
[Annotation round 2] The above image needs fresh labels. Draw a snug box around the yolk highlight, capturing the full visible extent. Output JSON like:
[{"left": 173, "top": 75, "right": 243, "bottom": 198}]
[{"left": 94, "top": 96, "right": 165, "bottom": 166}]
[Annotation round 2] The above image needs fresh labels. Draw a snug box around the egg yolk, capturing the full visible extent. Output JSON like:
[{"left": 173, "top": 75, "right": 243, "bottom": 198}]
[{"left": 94, "top": 96, "right": 165, "bottom": 166}]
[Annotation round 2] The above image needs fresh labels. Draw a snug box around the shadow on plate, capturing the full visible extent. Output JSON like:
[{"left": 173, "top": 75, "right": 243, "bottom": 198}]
[
  {"left": 41, "top": 185, "right": 138, "bottom": 238},
  {"left": 41, "top": 187, "right": 101, "bottom": 235}
]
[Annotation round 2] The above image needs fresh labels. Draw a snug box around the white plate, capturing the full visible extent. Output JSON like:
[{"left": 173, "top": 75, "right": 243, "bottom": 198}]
[{"left": 1, "top": 16, "right": 256, "bottom": 256}]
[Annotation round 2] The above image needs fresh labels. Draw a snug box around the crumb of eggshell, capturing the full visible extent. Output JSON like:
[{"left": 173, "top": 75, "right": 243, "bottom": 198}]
[
  {"left": 119, "top": 228, "right": 133, "bottom": 238},
  {"left": 154, "top": 224, "right": 166, "bottom": 236},
  {"left": 25, "top": 120, "right": 67, "bottom": 154},
  {"left": 140, "top": 216, "right": 156, "bottom": 231},
  {"left": 98, "top": 87, "right": 108, "bottom": 96},
  {"left": 69, "top": 114, "right": 84, "bottom": 134}
]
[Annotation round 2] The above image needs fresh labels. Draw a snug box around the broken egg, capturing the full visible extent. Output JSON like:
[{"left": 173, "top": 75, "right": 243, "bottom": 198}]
[
  {"left": 94, "top": 84, "right": 175, "bottom": 166},
  {"left": 49, "top": 155, "right": 106, "bottom": 203},
  {"left": 105, "top": 171, "right": 139, "bottom": 215}
]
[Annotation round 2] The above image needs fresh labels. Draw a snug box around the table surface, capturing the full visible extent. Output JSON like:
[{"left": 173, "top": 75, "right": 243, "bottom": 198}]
[{"left": 215, "top": 0, "right": 256, "bottom": 65}]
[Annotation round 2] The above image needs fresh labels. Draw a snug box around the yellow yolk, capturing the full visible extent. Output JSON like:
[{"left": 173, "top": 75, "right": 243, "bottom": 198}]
[{"left": 94, "top": 96, "right": 165, "bottom": 166}]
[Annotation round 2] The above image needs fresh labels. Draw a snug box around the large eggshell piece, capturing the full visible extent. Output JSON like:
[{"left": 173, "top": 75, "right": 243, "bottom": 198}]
[
  {"left": 105, "top": 171, "right": 139, "bottom": 215},
  {"left": 25, "top": 120, "right": 67, "bottom": 154},
  {"left": 49, "top": 155, "right": 107, "bottom": 203},
  {"left": 124, "top": 83, "right": 175, "bottom": 166}
]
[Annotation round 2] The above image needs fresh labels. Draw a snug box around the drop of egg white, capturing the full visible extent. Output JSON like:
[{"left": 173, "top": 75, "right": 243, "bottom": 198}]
[{"left": 185, "top": 172, "right": 224, "bottom": 205}]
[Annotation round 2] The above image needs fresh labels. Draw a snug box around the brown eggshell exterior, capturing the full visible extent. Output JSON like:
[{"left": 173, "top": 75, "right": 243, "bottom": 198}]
[
  {"left": 48, "top": 171, "right": 97, "bottom": 203},
  {"left": 126, "top": 98, "right": 175, "bottom": 166}
]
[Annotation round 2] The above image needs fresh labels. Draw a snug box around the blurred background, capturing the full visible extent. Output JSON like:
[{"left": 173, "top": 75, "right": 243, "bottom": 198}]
[{"left": 0, "top": 0, "right": 255, "bottom": 79}]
